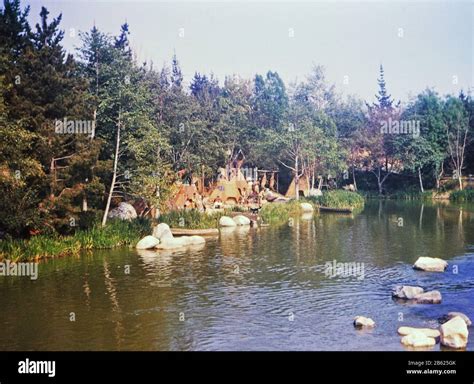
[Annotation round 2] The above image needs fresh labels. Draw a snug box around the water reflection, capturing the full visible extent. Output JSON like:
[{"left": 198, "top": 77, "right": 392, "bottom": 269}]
[{"left": 0, "top": 201, "right": 472, "bottom": 351}]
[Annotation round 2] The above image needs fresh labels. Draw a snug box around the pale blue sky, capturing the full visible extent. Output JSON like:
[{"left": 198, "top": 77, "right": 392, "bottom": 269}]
[{"left": 23, "top": 1, "right": 473, "bottom": 102}]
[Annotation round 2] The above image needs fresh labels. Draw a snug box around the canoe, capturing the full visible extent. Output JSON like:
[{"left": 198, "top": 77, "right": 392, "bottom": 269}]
[
  {"left": 318, "top": 206, "right": 353, "bottom": 213},
  {"left": 170, "top": 228, "right": 219, "bottom": 236}
]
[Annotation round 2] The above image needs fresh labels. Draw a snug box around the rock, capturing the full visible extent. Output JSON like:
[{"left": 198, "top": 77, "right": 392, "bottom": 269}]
[
  {"left": 233, "top": 215, "right": 251, "bottom": 226},
  {"left": 353, "top": 316, "right": 375, "bottom": 328},
  {"left": 135, "top": 235, "right": 160, "bottom": 250},
  {"left": 397, "top": 326, "right": 440, "bottom": 338},
  {"left": 189, "top": 235, "right": 206, "bottom": 245},
  {"left": 401, "top": 332, "right": 436, "bottom": 348},
  {"left": 413, "top": 257, "right": 448, "bottom": 272},
  {"left": 107, "top": 202, "right": 137, "bottom": 221},
  {"left": 308, "top": 188, "right": 323, "bottom": 197},
  {"left": 152, "top": 223, "right": 171, "bottom": 239},
  {"left": 413, "top": 290, "right": 442, "bottom": 304},
  {"left": 180, "top": 235, "right": 206, "bottom": 245},
  {"left": 392, "top": 285, "right": 424, "bottom": 300},
  {"left": 439, "top": 312, "right": 472, "bottom": 327},
  {"left": 219, "top": 216, "right": 237, "bottom": 227},
  {"left": 440, "top": 316, "right": 469, "bottom": 349},
  {"left": 159, "top": 229, "right": 174, "bottom": 242},
  {"left": 301, "top": 212, "right": 314, "bottom": 221},
  {"left": 300, "top": 202, "right": 314, "bottom": 212},
  {"left": 155, "top": 237, "right": 188, "bottom": 250}
]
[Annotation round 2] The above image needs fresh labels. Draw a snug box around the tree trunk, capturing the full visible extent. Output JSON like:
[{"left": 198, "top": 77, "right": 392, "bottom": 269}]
[
  {"left": 352, "top": 165, "right": 357, "bottom": 191},
  {"left": 418, "top": 167, "right": 424, "bottom": 193},
  {"left": 102, "top": 109, "right": 121, "bottom": 227},
  {"left": 295, "top": 155, "right": 300, "bottom": 200},
  {"left": 458, "top": 173, "right": 463, "bottom": 190}
]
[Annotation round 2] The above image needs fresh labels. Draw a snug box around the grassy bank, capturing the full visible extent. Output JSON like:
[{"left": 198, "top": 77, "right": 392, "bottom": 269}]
[
  {"left": 158, "top": 209, "right": 224, "bottom": 229},
  {"left": 260, "top": 200, "right": 305, "bottom": 225},
  {"left": 0, "top": 219, "right": 151, "bottom": 262},
  {"left": 450, "top": 189, "right": 474, "bottom": 203},
  {"left": 309, "top": 190, "right": 365, "bottom": 210}
]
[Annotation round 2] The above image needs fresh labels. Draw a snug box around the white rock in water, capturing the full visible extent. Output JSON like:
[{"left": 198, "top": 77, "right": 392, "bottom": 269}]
[
  {"left": 219, "top": 216, "right": 236, "bottom": 227},
  {"left": 401, "top": 331, "right": 436, "bottom": 348},
  {"left": 136, "top": 235, "right": 160, "bottom": 250},
  {"left": 414, "top": 290, "right": 442, "bottom": 304},
  {"left": 155, "top": 237, "right": 188, "bottom": 250},
  {"left": 159, "top": 228, "right": 174, "bottom": 242},
  {"left": 413, "top": 257, "right": 448, "bottom": 272},
  {"left": 300, "top": 202, "right": 314, "bottom": 212},
  {"left": 178, "top": 235, "right": 206, "bottom": 246},
  {"left": 188, "top": 235, "right": 206, "bottom": 245},
  {"left": 392, "top": 285, "right": 424, "bottom": 300},
  {"left": 153, "top": 223, "right": 171, "bottom": 239},
  {"left": 108, "top": 202, "right": 137, "bottom": 221},
  {"left": 353, "top": 316, "right": 375, "bottom": 328},
  {"left": 442, "top": 312, "right": 472, "bottom": 327},
  {"left": 440, "top": 316, "right": 469, "bottom": 349},
  {"left": 398, "top": 326, "right": 440, "bottom": 338},
  {"left": 233, "top": 215, "right": 251, "bottom": 226}
]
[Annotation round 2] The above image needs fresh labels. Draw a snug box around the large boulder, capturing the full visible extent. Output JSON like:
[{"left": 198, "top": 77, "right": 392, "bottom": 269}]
[
  {"left": 300, "top": 202, "right": 314, "bottom": 212},
  {"left": 136, "top": 235, "right": 160, "bottom": 250},
  {"left": 413, "top": 257, "right": 448, "bottom": 272},
  {"left": 152, "top": 223, "right": 171, "bottom": 239},
  {"left": 392, "top": 285, "right": 424, "bottom": 300},
  {"left": 401, "top": 331, "right": 436, "bottom": 348},
  {"left": 155, "top": 237, "right": 188, "bottom": 250},
  {"left": 179, "top": 235, "right": 206, "bottom": 246},
  {"left": 413, "top": 290, "right": 442, "bottom": 304},
  {"left": 233, "top": 215, "right": 251, "bottom": 226},
  {"left": 353, "top": 316, "right": 375, "bottom": 328},
  {"left": 107, "top": 202, "right": 137, "bottom": 221},
  {"left": 188, "top": 235, "right": 206, "bottom": 245},
  {"left": 440, "top": 316, "right": 469, "bottom": 349},
  {"left": 219, "top": 216, "right": 237, "bottom": 227},
  {"left": 439, "top": 312, "right": 472, "bottom": 327},
  {"left": 397, "top": 326, "right": 440, "bottom": 338}
]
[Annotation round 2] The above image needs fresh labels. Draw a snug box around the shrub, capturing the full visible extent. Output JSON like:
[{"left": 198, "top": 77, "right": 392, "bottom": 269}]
[{"left": 450, "top": 189, "right": 474, "bottom": 202}]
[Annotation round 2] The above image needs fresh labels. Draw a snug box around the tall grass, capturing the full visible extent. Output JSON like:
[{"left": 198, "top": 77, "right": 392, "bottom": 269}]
[
  {"left": 308, "top": 190, "right": 365, "bottom": 210},
  {"left": 450, "top": 189, "right": 474, "bottom": 203},
  {"left": 158, "top": 209, "right": 223, "bottom": 229},
  {"left": 0, "top": 218, "right": 152, "bottom": 262},
  {"left": 260, "top": 200, "right": 306, "bottom": 225}
]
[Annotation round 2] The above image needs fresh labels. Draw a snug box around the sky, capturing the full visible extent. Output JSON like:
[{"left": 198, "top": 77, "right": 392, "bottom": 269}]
[{"left": 22, "top": 0, "right": 473, "bottom": 102}]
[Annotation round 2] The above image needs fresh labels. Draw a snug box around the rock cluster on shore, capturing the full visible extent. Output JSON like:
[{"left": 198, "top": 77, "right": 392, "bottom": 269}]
[
  {"left": 135, "top": 223, "right": 206, "bottom": 251},
  {"left": 219, "top": 215, "right": 251, "bottom": 227}
]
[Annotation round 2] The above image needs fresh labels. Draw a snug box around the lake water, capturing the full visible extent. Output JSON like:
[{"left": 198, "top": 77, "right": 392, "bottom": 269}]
[{"left": 1, "top": 200, "right": 473, "bottom": 351}]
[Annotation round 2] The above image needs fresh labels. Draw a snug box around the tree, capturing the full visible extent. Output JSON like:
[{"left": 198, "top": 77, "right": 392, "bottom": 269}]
[
  {"left": 365, "top": 65, "right": 401, "bottom": 194},
  {"left": 444, "top": 94, "right": 471, "bottom": 190}
]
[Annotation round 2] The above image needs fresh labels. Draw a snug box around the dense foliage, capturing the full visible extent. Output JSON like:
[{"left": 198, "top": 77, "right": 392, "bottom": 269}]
[{"left": 0, "top": 0, "right": 473, "bottom": 239}]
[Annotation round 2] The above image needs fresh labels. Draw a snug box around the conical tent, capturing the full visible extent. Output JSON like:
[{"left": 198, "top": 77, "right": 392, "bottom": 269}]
[
  {"left": 209, "top": 180, "right": 242, "bottom": 204},
  {"left": 285, "top": 175, "right": 310, "bottom": 198}
]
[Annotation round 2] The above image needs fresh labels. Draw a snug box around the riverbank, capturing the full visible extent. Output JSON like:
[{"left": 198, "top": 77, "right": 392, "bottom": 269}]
[
  {"left": 361, "top": 189, "right": 474, "bottom": 202},
  {"left": 0, "top": 219, "right": 151, "bottom": 262},
  {"left": 0, "top": 191, "right": 363, "bottom": 261}
]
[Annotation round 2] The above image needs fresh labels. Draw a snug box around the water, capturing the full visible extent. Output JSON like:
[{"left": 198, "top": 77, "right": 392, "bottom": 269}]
[{"left": 1, "top": 200, "right": 473, "bottom": 351}]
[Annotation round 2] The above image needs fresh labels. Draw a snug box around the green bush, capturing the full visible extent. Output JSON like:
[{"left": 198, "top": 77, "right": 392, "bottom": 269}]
[
  {"left": 158, "top": 209, "right": 222, "bottom": 229},
  {"left": 0, "top": 218, "right": 152, "bottom": 261},
  {"left": 450, "top": 189, "right": 474, "bottom": 202},
  {"left": 308, "top": 190, "right": 365, "bottom": 210},
  {"left": 260, "top": 200, "right": 306, "bottom": 225}
]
